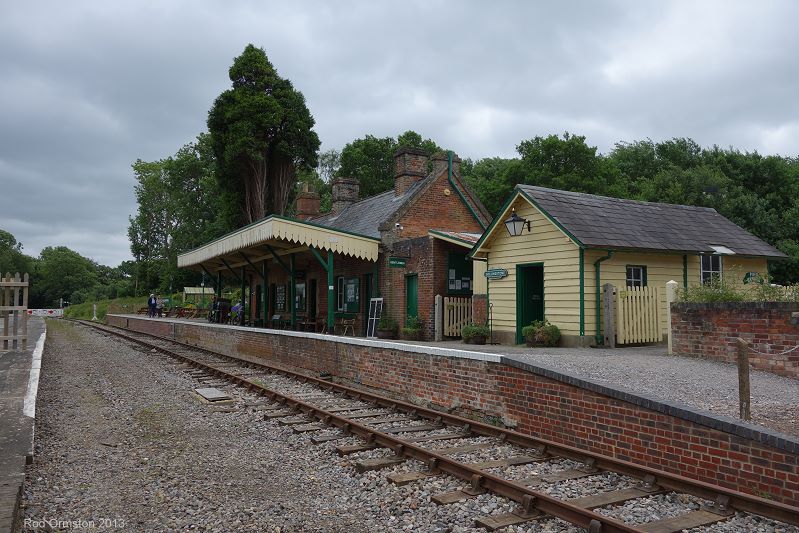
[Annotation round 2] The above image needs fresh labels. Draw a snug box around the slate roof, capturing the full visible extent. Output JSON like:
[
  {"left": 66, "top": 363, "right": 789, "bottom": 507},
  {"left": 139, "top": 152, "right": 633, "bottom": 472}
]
[
  {"left": 310, "top": 180, "right": 425, "bottom": 238},
  {"left": 430, "top": 230, "right": 482, "bottom": 245},
  {"left": 517, "top": 185, "right": 787, "bottom": 258}
]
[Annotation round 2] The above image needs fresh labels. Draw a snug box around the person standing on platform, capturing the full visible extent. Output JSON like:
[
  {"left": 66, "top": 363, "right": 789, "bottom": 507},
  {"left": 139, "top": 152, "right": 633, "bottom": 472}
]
[{"left": 147, "top": 293, "right": 157, "bottom": 317}]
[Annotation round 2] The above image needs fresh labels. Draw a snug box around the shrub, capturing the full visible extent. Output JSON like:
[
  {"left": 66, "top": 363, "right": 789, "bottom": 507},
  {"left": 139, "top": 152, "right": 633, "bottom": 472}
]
[
  {"left": 461, "top": 324, "right": 489, "bottom": 341},
  {"left": 377, "top": 316, "right": 398, "bottom": 331},
  {"left": 404, "top": 315, "right": 422, "bottom": 330},
  {"left": 521, "top": 319, "right": 561, "bottom": 347},
  {"left": 677, "top": 276, "right": 799, "bottom": 303}
]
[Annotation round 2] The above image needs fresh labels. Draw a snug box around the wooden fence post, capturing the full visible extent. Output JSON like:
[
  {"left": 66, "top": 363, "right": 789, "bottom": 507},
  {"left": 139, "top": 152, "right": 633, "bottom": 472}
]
[
  {"left": 666, "top": 280, "right": 678, "bottom": 355},
  {"left": 434, "top": 295, "right": 443, "bottom": 342},
  {"left": 736, "top": 338, "right": 751, "bottom": 421},
  {"left": 603, "top": 283, "right": 615, "bottom": 348}
]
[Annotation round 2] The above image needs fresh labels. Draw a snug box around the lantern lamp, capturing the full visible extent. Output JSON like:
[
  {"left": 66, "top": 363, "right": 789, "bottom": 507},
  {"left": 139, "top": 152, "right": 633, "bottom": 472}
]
[{"left": 504, "top": 208, "right": 531, "bottom": 237}]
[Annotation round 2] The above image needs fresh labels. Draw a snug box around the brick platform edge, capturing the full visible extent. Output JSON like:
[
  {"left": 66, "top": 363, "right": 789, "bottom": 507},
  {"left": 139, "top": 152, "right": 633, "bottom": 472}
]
[
  {"left": 671, "top": 302, "right": 799, "bottom": 379},
  {"left": 108, "top": 315, "right": 799, "bottom": 505}
]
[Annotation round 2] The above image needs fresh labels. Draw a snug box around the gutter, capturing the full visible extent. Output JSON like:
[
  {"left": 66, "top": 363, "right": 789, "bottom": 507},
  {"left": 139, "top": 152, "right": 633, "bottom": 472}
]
[
  {"left": 448, "top": 151, "right": 486, "bottom": 230},
  {"left": 593, "top": 250, "right": 614, "bottom": 345}
]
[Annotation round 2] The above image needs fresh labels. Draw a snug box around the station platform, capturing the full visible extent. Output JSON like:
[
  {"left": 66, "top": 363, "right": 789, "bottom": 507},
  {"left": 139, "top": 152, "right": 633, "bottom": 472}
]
[
  {"left": 106, "top": 313, "right": 798, "bottom": 504},
  {"left": 0, "top": 317, "right": 44, "bottom": 533}
]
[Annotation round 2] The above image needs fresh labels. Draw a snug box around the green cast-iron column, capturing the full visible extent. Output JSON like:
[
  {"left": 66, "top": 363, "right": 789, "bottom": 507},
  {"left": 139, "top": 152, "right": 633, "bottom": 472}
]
[
  {"left": 216, "top": 272, "right": 222, "bottom": 298},
  {"left": 327, "top": 251, "right": 334, "bottom": 333},
  {"left": 290, "top": 254, "right": 296, "bottom": 329},
  {"left": 240, "top": 267, "right": 246, "bottom": 325},
  {"left": 261, "top": 260, "right": 268, "bottom": 326}
]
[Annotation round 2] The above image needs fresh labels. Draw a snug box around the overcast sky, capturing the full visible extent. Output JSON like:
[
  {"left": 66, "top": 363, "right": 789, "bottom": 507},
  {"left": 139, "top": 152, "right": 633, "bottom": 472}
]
[{"left": 1, "top": 1, "right": 798, "bottom": 267}]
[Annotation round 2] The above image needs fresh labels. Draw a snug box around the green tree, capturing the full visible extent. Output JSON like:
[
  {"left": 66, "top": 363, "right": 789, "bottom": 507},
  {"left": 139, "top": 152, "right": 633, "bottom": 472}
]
[
  {"left": 208, "top": 44, "right": 320, "bottom": 224},
  {"left": 0, "top": 229, "right": 34, "bottom": 276},
  {"left": 128, "top": 134, "right": 227, "bottom": 294},
  {"left": 31, "top": 246, "right": 98, "bottom": 307},
  {"left": 337, "top": 130, "right": 442, "bottom": 199}
]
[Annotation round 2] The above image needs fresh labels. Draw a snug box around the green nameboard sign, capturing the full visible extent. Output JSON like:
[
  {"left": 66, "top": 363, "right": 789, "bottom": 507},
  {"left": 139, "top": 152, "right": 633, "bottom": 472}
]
[
  {"left": 389, "top": 257, "right": 407, "bottom": 268},
  {"left": 484, "top": 268, "right": 508, "bottom": 280}
]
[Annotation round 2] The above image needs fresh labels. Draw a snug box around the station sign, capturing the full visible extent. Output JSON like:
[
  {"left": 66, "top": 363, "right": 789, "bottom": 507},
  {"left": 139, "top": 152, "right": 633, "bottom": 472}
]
[
  {"left": 484, "top": 268, "right": 508, "bottom": 280},
  {"left": 388, "top": 257, "right": 407, "bottom": 268}
]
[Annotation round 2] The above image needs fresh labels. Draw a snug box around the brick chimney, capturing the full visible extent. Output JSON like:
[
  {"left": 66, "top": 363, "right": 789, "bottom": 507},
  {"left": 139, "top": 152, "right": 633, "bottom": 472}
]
[
  {"left": 394, "top": 147, "right": 429, "bottom": 196},
  {"left": 432, "top": 151, "right": 461, "bottom": 178},
  {"left": 296, "top": 183, "right": 320, "bottom": 220},
  {"left": 331, "top": 176, "right": 359, "bottom": 214}
]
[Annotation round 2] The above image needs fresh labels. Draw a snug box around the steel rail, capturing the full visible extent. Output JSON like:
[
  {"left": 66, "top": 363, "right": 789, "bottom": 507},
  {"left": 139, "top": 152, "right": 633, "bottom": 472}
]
[{"left": 77, "top": 320, "right": 799, "bottom": 527}]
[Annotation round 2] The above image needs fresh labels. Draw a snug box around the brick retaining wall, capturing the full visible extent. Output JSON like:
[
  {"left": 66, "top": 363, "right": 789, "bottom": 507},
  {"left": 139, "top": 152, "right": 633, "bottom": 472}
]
[
  {"left": 671, "top": 302, "right": 799, "bottom": 379},
  {"left": 108, "top": 315, "right": 799, "bottom": 504}
]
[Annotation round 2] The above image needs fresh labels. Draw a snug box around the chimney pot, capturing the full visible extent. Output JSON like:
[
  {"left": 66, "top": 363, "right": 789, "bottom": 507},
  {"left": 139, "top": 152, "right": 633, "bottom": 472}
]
[
  {"left": 394, "top": 147, "right": 429, "bottom": 196},
  {"left": 331, "top": 177, "right": 359, "bottom": 214},
  {"left": 432, "top": 151, "right": 461, "bottom": 178},
  {"left": 296, "top": 186, "right": 321, "bottom": 220}
]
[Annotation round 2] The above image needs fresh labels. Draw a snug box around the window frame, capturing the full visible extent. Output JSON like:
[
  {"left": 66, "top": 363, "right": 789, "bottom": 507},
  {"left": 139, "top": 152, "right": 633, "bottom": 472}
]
[
  {"left": 295, "top": 281, "right": 306, "bottom": 313},
  {"left": 625, "top": 265, "right": 647, "bottom": 288},
  {"left": 700, "top": 254, "right": 723, "bottom": 284}
]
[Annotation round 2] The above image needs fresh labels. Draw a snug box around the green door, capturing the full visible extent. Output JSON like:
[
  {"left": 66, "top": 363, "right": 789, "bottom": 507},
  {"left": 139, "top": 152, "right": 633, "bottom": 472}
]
[
  {"left": 516, "top": 264, "right": 544, "bottom": 344},
  {"left": 405, "top": 274, "right": 418, "bottom": 319}
]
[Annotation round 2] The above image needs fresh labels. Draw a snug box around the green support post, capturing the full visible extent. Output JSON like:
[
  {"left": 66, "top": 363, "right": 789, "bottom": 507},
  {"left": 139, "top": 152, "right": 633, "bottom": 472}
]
[
  {"left": 216, "top": 272, "right": 222, "bottom": 298},
  {"left": 290, "top": 254, "right": 296, "bottom": 329},
  {"left": 240, "top": 267, "right": 246, "bottom": 326},
  {"left": 327, "top": 251, "right": 334, "bottom": 333},
  {"left": 262, "top": 260, "right": 268, "bottom": 327}
]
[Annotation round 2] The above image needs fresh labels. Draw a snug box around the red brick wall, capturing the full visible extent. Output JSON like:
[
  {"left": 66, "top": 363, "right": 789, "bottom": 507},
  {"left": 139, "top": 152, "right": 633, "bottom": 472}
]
[
  {"left": 671, "top": 302, "right": 799, "bottom": 378},
  {"left": 396, "top": 172, "right": 483, "bottom": 238},
  {"left": 109, "top": 315, "right": 798, "bottom": 505},
  {"left": 379, "top": 237, "right": 475, "bottom": 340}
]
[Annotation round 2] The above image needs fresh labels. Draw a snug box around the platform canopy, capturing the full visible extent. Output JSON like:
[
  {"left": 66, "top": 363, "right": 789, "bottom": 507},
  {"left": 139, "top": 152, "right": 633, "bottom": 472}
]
[{"left": 178, "top": 214, "right": 380, "bottom": 273}]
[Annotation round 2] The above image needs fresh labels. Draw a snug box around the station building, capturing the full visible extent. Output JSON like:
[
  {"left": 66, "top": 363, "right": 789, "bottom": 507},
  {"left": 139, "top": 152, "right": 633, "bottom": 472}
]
[
  {"left": 469, "top": 185, "right": 787, "bottom": 346},
  {"left": 177, "top": 149, "right": 490, "bottom": 340}
]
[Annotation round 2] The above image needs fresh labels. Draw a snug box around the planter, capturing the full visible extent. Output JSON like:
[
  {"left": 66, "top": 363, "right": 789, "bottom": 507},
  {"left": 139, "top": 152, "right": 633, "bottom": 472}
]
[
  {"left": 402, "top": 329, "right": 421, "bottom": 341},
  {"left": 376, "top": 329, "right": 396, "bottom": 340},
  {"left": 464, "top": 335, "right": 486, "bottom": 345}
]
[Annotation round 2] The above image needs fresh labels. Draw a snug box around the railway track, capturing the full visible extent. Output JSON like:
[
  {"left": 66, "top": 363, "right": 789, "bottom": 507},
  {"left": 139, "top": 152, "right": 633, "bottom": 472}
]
[{"left": 76, "top": 320, "right": 799, "bottom": 532}]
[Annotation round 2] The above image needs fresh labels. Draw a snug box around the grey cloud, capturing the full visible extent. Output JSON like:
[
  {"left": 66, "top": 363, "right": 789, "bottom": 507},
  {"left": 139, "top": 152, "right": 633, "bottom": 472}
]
[{"left": 1, "top": 0, "right": 798, "bottom": 267}]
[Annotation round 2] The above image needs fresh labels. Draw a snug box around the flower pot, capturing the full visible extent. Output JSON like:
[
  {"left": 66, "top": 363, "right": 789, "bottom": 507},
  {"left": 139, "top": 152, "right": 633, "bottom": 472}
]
[
  {"left": 376, "top": 329, "right": 396, "bottom": 340},
  {"left": 464, "top": 335, "right": 486, "bottom": 345},
  {"left": 402, "top": 329, "right": 421, "bottom": 341}
]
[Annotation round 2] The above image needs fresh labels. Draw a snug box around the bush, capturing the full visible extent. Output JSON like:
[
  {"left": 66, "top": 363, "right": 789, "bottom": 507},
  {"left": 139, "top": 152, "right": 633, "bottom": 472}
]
[
  {"left": 404, "top": 315, "right": 422, "bottom": 330},
  {"left": 461, "top": 324, "right": 489, "bottom": 341},
  {"left": 521, "top": 319, "right": 561, "bottom": 347},
  {"left": 677, "top": 276, "right": 799, "bottom": 303},
  {"left": 377, "top": 316, "right": 398, "bottom": 331}
]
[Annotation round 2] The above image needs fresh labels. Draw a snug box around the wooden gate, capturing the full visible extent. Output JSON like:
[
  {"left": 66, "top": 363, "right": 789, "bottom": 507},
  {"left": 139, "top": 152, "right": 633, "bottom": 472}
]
[
  {"left": 443, "top": 296, "right": 471, "bottom": 337},
  {"left": 1, "top": 272, "right": 29, "bottom": 350},
  {"left": 616, "top": 285, "right": 662, "bottom": 345}
]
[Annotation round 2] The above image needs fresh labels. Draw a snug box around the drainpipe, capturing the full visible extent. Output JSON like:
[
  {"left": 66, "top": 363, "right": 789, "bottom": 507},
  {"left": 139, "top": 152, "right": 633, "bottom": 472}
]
[
  {"left": 448, "top": 151, "right": 486, "bottom": 230},
  {"left": 594, "top": 250, "right": 614, "bottom": 345}
]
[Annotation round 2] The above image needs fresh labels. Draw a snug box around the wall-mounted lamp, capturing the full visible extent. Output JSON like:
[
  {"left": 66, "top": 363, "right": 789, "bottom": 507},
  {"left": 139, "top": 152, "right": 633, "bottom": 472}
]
[{"left": 504, "top": 208, "right": 531, "bottom": 237}]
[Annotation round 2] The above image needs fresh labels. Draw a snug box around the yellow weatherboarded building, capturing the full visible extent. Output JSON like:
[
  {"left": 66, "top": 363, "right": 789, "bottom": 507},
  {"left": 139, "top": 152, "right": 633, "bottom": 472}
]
[{"left": 470, "top": 185, "right": 786, "bottom": 346}]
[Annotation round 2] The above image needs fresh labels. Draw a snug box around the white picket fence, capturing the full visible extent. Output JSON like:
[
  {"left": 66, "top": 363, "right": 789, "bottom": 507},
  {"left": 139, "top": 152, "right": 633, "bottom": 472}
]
[
  {"left": 616, "top": 285, "right": 662, "bottom": 344},
  {"left": 443, "top": 296, "right": 472, "bottom": 337}
]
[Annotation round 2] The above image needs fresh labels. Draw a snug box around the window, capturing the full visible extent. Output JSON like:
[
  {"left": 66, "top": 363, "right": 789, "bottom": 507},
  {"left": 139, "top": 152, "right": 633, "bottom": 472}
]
[
  {"left": 447, "top": 252, "right": 472, "bottom": 295},
  {"left": 625, "top": 265, "right": 647, "bottom": 287},
  {"left": 336, "top": 277, "right": 345, "bottom": 311},
  {"left": 336, "top": 277, "right": 359, "bottom": 312},
  {"left": 275, "top": 284, "right": 287, "bottom": 312},
  {"left": 295, "top": 281, "right": 306, "bottom": 312},
  {"left": 701, "top": 254, "right": 722, "bottom": 284}
]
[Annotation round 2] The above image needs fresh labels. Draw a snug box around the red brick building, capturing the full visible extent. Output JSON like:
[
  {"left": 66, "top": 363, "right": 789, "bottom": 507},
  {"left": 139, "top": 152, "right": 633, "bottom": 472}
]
[{"left": 177, "top": 148, "right": 490, "bottom": 340}]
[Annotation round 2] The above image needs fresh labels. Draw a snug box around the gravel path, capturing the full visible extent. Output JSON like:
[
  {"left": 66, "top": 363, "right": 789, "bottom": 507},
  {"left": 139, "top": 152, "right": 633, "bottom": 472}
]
[{"left": 21, "top": 321, "right": 797, "bottom": 532}]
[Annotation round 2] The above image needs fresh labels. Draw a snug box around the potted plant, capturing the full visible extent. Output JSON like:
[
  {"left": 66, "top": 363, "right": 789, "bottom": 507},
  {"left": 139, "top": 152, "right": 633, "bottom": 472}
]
[
  {"left": 402, "top": 315, "right": 423, "bottom": 341},
  {"left": 461, "top": 323, "right": 490, "bottom": 345},
  {"left": 376, "top": 316, "right": 398, "bottom": 339},
  {"left": 521, "top": 319, "right": 561, "bottom": 347}
]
